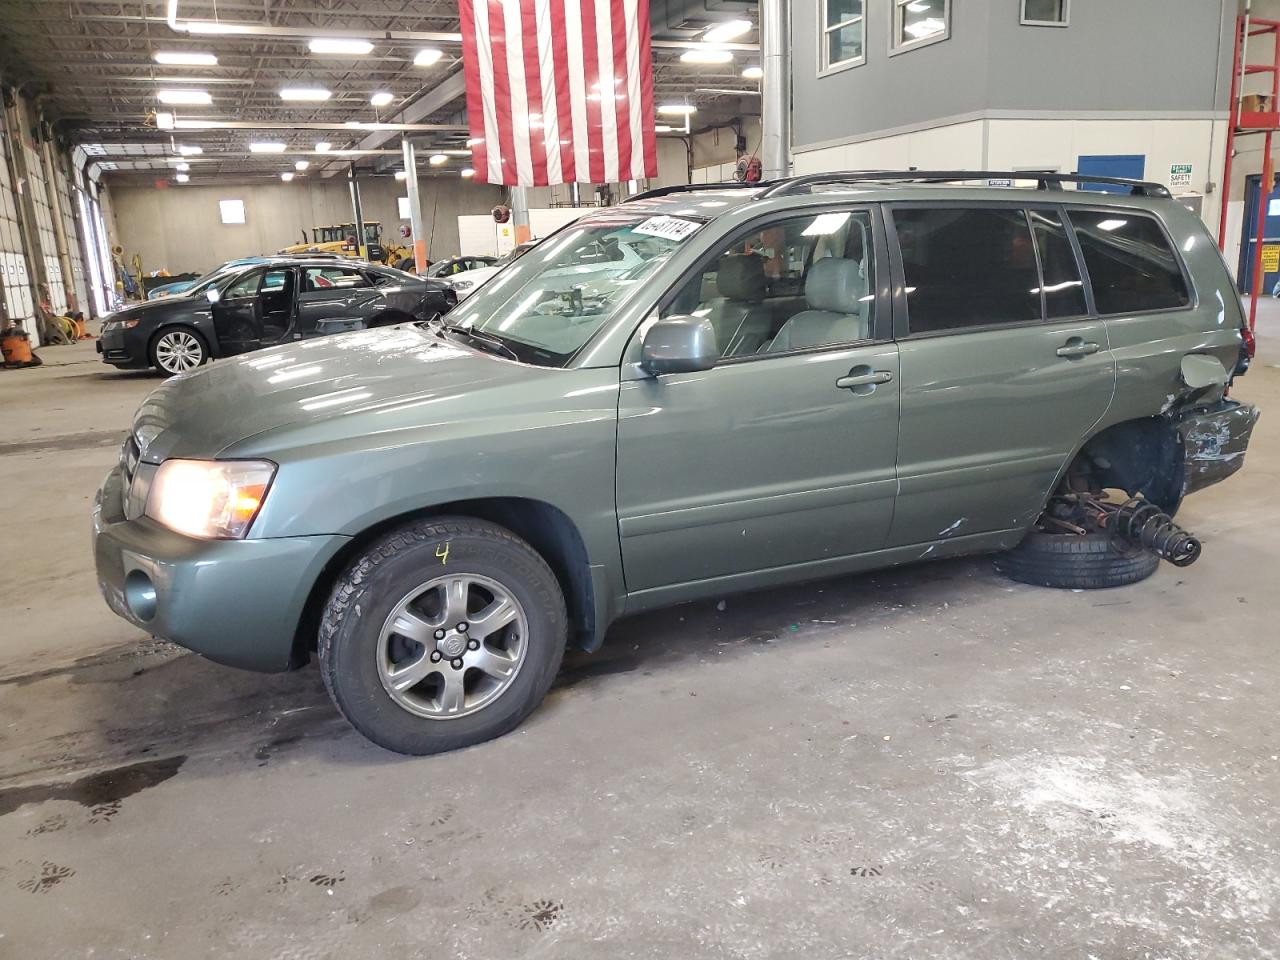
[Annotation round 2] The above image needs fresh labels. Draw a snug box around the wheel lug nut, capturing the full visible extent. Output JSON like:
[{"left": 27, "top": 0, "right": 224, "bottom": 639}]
[
  {"left": 457, "top": 622, "right": 469, "bottom": 633},
  {"left": 467, "top": 639, "right": 479, "bottom": 651},
  {"left": 429, "top": 651, "right": 442, "bottom": 662},
  {"left": 450, "top": 658, "right": 464, "bottom": 670},
  {"left": 433, "top": 628, "right": 445, "bottom": 640}
]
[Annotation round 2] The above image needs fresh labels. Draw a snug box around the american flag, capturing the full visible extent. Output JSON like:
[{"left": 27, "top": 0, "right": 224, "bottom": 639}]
[{"left": 458, "top": 0, "right": 659, "bottom": 187}]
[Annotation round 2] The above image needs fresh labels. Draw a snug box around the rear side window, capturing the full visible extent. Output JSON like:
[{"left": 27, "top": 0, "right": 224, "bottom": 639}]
[
  {"left": 895, "top": 207, "right": 1040, "bottom": 333},
  {"left": 1028, "top": 209, "right": 1087, "bottom": 318},
  {"left": 1070, "top": 210, "right": 1190, "bottom": 315}
]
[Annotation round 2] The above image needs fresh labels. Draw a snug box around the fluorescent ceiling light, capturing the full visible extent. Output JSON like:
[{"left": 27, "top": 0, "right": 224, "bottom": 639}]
[
  {"left": 157, "top": 89, "right": 212, "bottom": 105},
  {"left": 281, "top": 172, "right": 295, "bottom": 182},
  {"left": 185, "top": 21, "right": 254, "bottom": 35},
  {"left": 175, "top": 162, "right": 190, "bottom": 172},
  {"left": 295, "top": 160, "right": 310, "bottom": 171},
  {"left": 315, "top": 141, "right": 332, "bottom": 152},
  {"left": 154, "top": 51, "right": 218, "bottom": 66},
  {"left": 658, "top": 103, "right": 697, "bottom": 115},
  {"left": 308, "top": 38, "right": 373, "bottom": 55},
  {"left": 249, "top": 141, "right": 287, "bottom": 153},
  {"left": 460, "top": 168, "right": 475, "bottom": 178},
  {"left": 175, "top": 173, "right": 190, "bottom": 183},
  {"left": 370, "top": 92, "right": 394, "bottom": 107},
  {"left": 466, "top": 137, "right": 484, "bottom": 147},
  {"left": 414, "top": 48, "right": 444, "bottom": 67},
  {"left": 394, "top": 170, "right": 407, "bottom": 181},
  {"left": 702, "top": 19, "right": 751, "bottom": 43},
  {"left": 444, "top": 149, "right": 471, "bottom": 157},
  {"left": 654, "top": 124, "right": 674, "bottom": 133},
  {"left": 279, "top": 87, "right": 330, "bottom": 101},
  {"left": 680, "top": 48, "right": 733, "bottom": 64},
  {"left": 155, "top": 111, "right": 176, "bottom": 130},
  {"left": 741, "top": 65, "right": 763, "bottom": 80},
  {"left": 429, "top": 154, "right": 448, "bottom": 166},
  {"left": 176, "top": 144, "right": 203, "bottom": 155}
]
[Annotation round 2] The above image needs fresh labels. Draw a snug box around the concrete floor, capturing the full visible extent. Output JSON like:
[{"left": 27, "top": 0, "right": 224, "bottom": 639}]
[{"left": 1, "top": 313, "right": 1278, "bottom": 959}]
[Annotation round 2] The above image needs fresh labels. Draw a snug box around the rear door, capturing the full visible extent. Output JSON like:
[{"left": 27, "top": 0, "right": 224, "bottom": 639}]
[
  {"left": 295, "top": 265, "right": 378, "bottom": 336},
  {"left": 885, "top": 203, "right": 1115, "bottom": 546}
]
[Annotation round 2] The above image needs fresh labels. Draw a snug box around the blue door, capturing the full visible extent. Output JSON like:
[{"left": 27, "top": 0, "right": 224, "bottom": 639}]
[
  {"left": 1238, "top": 174, "right": 1280, "bottom": 294},
  {"left": 1076, "top": 154, "right": 1147, "bottom": 193}
]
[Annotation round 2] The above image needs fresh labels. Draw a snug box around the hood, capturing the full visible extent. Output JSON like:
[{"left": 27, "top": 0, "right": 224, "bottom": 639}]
[
  {"left": 111, "top": 296, "right": 204, "bottom": 323},
  {"left": 131, "top": 325, "right": 544, "bottom": 462}
]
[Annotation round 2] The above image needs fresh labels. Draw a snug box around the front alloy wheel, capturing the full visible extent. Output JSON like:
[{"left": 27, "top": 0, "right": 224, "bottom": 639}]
[
  {"left": 319, "top": 517, "right": 567, "bottom": 755},
  {"left": 151, "top": 329, "right": 207, "bottom": 375}
]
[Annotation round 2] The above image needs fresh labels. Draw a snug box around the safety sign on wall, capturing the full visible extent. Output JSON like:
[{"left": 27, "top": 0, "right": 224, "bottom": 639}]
[
  {"left": 1170, "top": 164, "right": 1194, "bottom": 190},
  {"left": 1261, "top": 244, "right": 1280, "bottom": 274}
]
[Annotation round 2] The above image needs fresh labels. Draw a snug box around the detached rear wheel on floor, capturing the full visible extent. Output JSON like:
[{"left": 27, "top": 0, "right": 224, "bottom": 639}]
[
  {"left": 319, "top": 517, "right": 567, "bottom": 755},
  {"left": 994, "top": 530, "right": 1159, "bottom": 590}
]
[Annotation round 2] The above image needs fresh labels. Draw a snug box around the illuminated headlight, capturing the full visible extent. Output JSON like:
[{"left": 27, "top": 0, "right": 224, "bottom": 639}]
[
  {"left": 145, "top": 459, "right": 276, "bottom": 539},
  {"left": 452, "top": 279, "right": 475, "bottom": 291}
]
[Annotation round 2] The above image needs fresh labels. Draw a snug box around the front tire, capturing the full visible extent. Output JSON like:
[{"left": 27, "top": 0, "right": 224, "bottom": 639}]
[
  {"left": 994, "top": 530, "right": 1159, "bottom": 590},
  {"left": 149, "top": 327, "right": 208, "bottom": 376},
  {"left": 319, "top": 517, "right": 567, "bottom": 755}
]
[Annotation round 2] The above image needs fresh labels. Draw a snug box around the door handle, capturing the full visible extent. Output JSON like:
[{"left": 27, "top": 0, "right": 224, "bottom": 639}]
[
  {"left": 1056, "top": 339, "right": 1101, "bottom": 359},
  {"left": 836, "top": 368, "right": 894, "bottom": 391}
]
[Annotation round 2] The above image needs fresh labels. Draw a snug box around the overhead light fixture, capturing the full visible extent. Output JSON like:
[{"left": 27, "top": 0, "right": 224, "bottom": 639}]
[
  {"left": 281, "top": 172, "right": 295, "bottom": 182},
  {"left": 460, "top": 168, "right": 475, "bottom": 178},
  {"left": 680, "top": 48, "right": 733, "bottom": 64},
  {"left": 655, "top": 124, "right": 674, "bottom": 133},
  {"left": 315, "top": 141, "right": 332, "bottom": 152},
  {"left": 907, "top": 1, "right": 931, "bottom": 10},
  {"left": 295, "top": 160, "right": 310, "bottom": 171},
  {"left": 249, "top": 142, "right": 287, "bottom": 153},
  {"left": 176, "top": 144, "right": 203, "bottom": 155},
  {"left": 155, "top": 111, "right": 176, "bottom": 130},
  {"left": 370, "top": 92, "right": 394, "bottom": 107},
  {"left": 154, "top": 51, "right": 218, "bottom": 66},
  {"left": 184, "top": 20, "right": 254, "bottom": 35},
  {"left": 279, "top": 87, "right": 331, "bottom": 101},
  {"left": 742, "top": 65, "right": 763, "bottom": 80},
  {"left": 658, "top": 103, "right": 697, "bottom": 115},
  {"left": 157, "top": 89, "right": 212, "bottom": 105},
  {"left": 702, "top": 19, "right": 752, "bottom": 43},
  {"left": 429, "top": 154, "right": 448, "bottom": 166},
  {"left": 466, "top": 137, "right": 484, "bottom": 147},
  {"left": 175, "top": 173, "right": 190, "bottom": 183},
  {"left": 308, "top": 38, "right": 374, "bottom": 55},
  {"left": 394, "top": 170, "right": 407, "bottom": 181},
  {"left": 175, "top": 162, "right": 190, "bottom": 172},
  {"left": 414, "top": 48, "right": 444, "bottom": 67}
]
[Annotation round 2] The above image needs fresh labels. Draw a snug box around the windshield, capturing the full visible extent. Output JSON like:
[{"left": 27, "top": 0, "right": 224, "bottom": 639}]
[
  {"left": 184, "top": 265, "right": 241, "bottom": 297},
  {"left": 447, "top": 214, "right": 699, "bottom": 365}
]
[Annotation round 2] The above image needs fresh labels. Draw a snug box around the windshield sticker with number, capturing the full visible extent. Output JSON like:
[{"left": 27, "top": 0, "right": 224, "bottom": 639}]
[{"left": 632, "top": 216, "right": 702, "bottom": 242}]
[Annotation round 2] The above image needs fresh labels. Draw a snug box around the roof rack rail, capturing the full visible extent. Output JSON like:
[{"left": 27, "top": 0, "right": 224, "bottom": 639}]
[
  {"left": 759, "top": 170, "right": 1172, "bottom": 199},
  {"left": 621, "top": 180, "right": 777, "bottom": 203}
]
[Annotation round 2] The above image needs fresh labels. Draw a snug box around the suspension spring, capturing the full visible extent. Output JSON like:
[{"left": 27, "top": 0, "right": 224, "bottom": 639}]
[{"left": 1107, "top": 498, "right": 1202, "bottom": 567}]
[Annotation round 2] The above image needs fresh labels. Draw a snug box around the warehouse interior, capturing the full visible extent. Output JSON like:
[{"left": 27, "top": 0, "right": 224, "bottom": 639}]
[{"left": 0, "top": 1, "right": 1277, "bottom": 956}]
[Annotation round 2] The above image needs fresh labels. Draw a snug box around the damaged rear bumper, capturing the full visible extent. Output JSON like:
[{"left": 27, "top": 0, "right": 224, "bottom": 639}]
[{"left": 1177, "top": 400, "right": 1260, "bottom": 497}]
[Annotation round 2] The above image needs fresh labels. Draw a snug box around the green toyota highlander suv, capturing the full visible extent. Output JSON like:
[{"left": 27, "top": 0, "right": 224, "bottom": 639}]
[{"left": 93, "top": 172, "right": 1259, "bottom": 754}]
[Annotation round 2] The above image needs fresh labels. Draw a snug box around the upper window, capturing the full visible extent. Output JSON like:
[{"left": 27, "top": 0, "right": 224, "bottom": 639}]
[
  {"left": 1021, "top": 0, "right": 1069, "bottom": 26},
  {"left": 224, "top": 269, "right": 263, "bottom": 300},
  {"left": 895, "top": 207, "right": 1041, "bottom": 334},
  {"left": 302, "top": 266, "right": 370, "bottom": 293},
  {"left": 1070, "top": 210, "right": 1190, "bottom": 316},
  {"left": 821, "top": 0, "right": 865, "bottom": 73},
  {"left": 892, "top": 0, "right": 950, "bottom": 54},
  {"left": 663, "top": 209, "right": 877, "bottom": 358}
]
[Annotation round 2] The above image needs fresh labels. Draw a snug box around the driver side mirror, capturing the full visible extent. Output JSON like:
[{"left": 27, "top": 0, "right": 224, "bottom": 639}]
[
  {"left": 640, "top": 315, "right": 717, "bottom": 376},
  {"left": 206, "top": 287, "right": 221, "bottom": 304}
]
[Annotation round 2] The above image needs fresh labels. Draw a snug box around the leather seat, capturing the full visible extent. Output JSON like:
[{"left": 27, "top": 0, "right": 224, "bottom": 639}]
[
  {"left": 766, "top": 258, "right": 869, "bottom": 353},
  {"left": 701, "top": 254, "right": 774, "bottom": 357}
]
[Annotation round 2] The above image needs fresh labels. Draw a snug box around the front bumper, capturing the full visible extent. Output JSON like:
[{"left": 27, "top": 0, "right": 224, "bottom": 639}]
[
  {"left": 1178, "top": 400, "right": 1261, "bottom": 497},
  {"left": 98, "top": 325, "right": 148, "bottom": 369},
  {"left": 92, "top": 465, "right": 350, "bottom": 672}
]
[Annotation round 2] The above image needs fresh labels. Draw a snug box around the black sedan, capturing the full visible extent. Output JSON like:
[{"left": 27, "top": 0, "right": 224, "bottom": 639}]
[{"left": 98, "top": 257, "right": 457, "bottom": 375}]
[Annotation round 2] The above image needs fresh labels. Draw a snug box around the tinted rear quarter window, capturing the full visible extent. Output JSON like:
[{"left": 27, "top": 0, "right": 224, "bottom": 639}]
[
  {"left": 894, "top": 207, "right": 1041, "bottom": 333},
  {"left": 1070, "top": 210, "right": 1190, "bottom": 315}
]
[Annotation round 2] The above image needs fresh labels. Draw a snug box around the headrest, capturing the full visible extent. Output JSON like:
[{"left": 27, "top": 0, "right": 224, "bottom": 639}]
[
  {"left": 805, "top": 258, "right": 865, "bottom": 313},
  {"left": 716, "top": 254, "right": 766, "bottom": 302}
]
